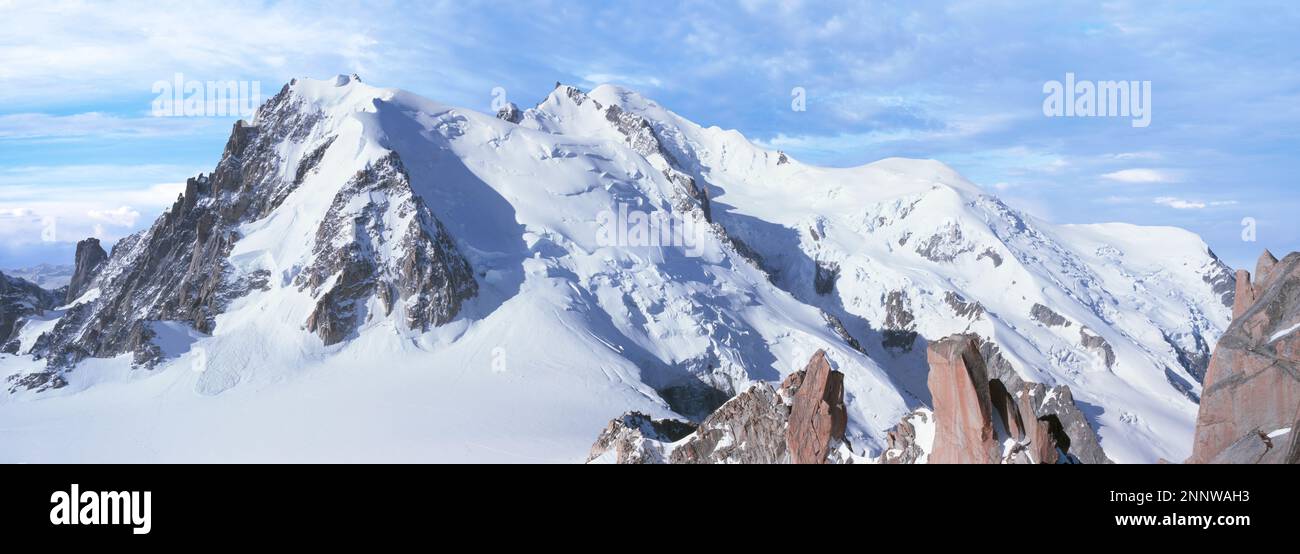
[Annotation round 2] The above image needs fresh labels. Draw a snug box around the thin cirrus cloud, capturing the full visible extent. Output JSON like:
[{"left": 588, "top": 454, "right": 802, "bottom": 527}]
[
  {"left": 1153, "top": 197, "right": 1238, "bottom": 210},
  {"left": 1101, "top": 168, "right": 1179, "bottom": 184},
  {"left": 0, "top": 0, "right": 1296, "bottom": 271},
  {"left": 0, "top": 112, "right": 227, "bottom": 141}
]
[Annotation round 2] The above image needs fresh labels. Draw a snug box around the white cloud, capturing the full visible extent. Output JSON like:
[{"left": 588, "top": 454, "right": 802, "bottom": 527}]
[
  {"left": 1153, "top": 196, "right": 1238, "bottom": 210},
  {"left": 87, "top": 206, "right": 142, "bottom": 227},
  {"left": 1153, "top": 196, "right": 1204, "bottom": 209},
  {"left": 0, "top": 2, "right": 389, "bottom": 107},
  {"left": 580, "top": 73, "right": 664, "bottom": 89},
  {"left": 0, "top": 112, "right": 226, "bottom": 140},
  {"left": 1109, "top": 151, "right": 1163, "bottom": 161},
  {"left": 0, "top": 164, "right": 190, "bottom": 247},
  {"left": 1101, "top": 168, "right": 1177, "bottom": 183}
]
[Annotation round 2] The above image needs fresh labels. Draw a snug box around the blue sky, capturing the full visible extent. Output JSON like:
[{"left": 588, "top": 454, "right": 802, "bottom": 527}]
[{"left": 1, "top": 0, "right": 1297, "bottom": 271}]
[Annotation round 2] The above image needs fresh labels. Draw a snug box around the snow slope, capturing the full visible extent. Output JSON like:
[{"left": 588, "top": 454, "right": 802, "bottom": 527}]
[{"left": 0, "top": 77, "right": 1233, "bottom": 463}]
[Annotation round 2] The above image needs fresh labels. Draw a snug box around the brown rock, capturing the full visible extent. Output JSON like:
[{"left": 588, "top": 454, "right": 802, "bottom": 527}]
[
  {"left": 1190, "top": 251, "right": 1300, "bottom": 463},
  {"left": 785, "top": 350, "right": 848, "bottom": 464},
  {"left": 65, "top": 237, "right": 108, "bottom": 304},
  {"left": 670, "top": 382, "right": 792, "bottom": 464},
  {"left": 1015, "top": 388, "right": 1060, "bottom": 464},
  {"left": 1253, "top": 249, "right": 1279, "bottom": 296},
  {"left": 880, "top": 410, "right": 930, "bottom": 464},
  {"left": 927, "top": 335, "right": 1000, "bottom": 464},
  {"left": 990, "top": 378, "right": 1024, "bottom": 441},
  {"left": 1232, "top": 269, "right": 1256, "bottom": 319},
  {"left": 587, "top": 412, "right": 697, "bottom": 464}
]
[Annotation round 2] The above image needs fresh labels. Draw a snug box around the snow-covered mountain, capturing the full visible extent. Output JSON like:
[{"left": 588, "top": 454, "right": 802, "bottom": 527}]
[{"left": 0, "top": 76, "right": 1234, "bottom": 463}]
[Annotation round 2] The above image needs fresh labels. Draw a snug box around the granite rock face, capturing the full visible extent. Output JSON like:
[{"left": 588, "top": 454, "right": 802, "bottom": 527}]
[
  {"left": 20, "top": 84, "right": 326, "bottom": 376},
  {"left": 670, "top": 382, "right": 793, "bottom": 464},
  {"left": 879, "top": 409, "right": 932, "bottom": 464},
  {"left": 1189, "top": 251, "right": 1300, "bottom": 464},
  {"left": 297, "top": 152, "right": 476, "bottom": 346},
  {"left": 1030, "top": 303, "right": 1071, "bottom": 328},
  {"left": 926, "top": 335, "right": 1000, "bottom": 464},
  {"left": 591, "top": 350, "right": 849, "bottom": 464},
  {"left": 0, "top": 272, "right": 61, "bottom": 349},
  {"left": 10, "top": 82, "right": 478, "bottom": 389},
  {"left": 784, "top": 350, "right": 848, "bottom": 464},
  {"left": 495, "top": 101, "right": 522, "bottom": 124},
  {"left": 586, "top": 412, "right": 697, "bottom": 464},
  {"left": 65, "top": 238, "right": 107, "bottom": 304},
  {"left": 902, "top": 334, "right": 1109, "bottom": 464}
]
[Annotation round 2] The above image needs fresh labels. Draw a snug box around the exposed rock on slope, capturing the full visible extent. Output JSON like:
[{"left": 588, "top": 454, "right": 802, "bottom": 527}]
[
  {"left": 12, "top": 80, "right": 478, "bottom": 385},
  {"left": 1189, "top": 251, "right": 1300, "bottom": 464},
  {"left": 586, "top": 412, "right": 697, "bottom": 464},
  {"left": 296, "top": 152, "right": 476, "bottom": 346},
  {"left": 879, "top": 409, "right": 933, "bottom": 464},
  {"left": 919, "top": 334, "right": 1108, "bottom": 464},
  {"left": 784, "top": 350, "right": 848, "bottom": 464},
  {"left": 590, "top": 350, "right": 849, "bottom": 464},
  {"left": 926, "top": 335, "right": 1001, "bottom": 464},
  {"left": 65, "top": 238, "right": 107, "bottom": 304},
  {"left": 669, "top": 382, "right": 793, "bottom": 464},
  {"left": 1, "top": 272, "right": 60, "bottom": 350}
]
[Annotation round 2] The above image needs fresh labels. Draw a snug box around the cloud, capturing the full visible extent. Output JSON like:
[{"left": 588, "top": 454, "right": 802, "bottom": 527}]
[
  {"left": 1153, "top": 196, "right": 1238, "bottom": 210},
  {"left": 0, "top": 112, "right": 226, "bottom": 141},
  {"left": 87, "top": 206, "right": 142, "bottom": 227},
  {"left": 580, "top": 73, "right": 664, "bottom": 89},
  {"left": 0, "top": 1, "right": 393, "bottom": 107},
  {"left": 1109, "top": 151, "right": 1163, "bottom": 161},
  {"left": 0, "top": 164, "right": 190, "bottom": 248},
  {"left": 1101, "top": 168, "right": 1178, "bottom": 184}
]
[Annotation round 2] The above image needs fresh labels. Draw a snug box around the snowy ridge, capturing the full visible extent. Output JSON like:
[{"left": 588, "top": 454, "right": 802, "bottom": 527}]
[{"left": 0, "top": 78, "right": 1232, "bottom": 463}]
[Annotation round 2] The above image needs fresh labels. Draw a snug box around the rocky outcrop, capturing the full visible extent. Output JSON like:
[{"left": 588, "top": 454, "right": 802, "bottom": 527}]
[
  {"left": 881, "top": 290, "right": 917, "bottom": 350},
  {"left": 1206, "top": 428, "right": 1296, "bottom": 464},
  {"left": 598, "top": 97, "right": 711, "bottom": 222},
  {"left": 1079, "top": 327, "right": 1116, "bottom": 369},
  {"left": 1019, "top": 381, "right": 1109, "bottom": 464},
  {"left": 813, "top": 261, "right": 839, "bottom": 295},
  {"left": 1232, "top": 269, "right": 1256, "bottom": 319},
  {"left": 8, "top": 83, "right": 479, "bottom": 385},
  {"left": 1030, "top": 303, "right": 1070, "bottom": 327},
  {"left": 298, "top": 152, "right": 477, "bottom": 346},
  {"left": 880, "top": 409, "right": 932, "bottom": 464},
  {"left": 944, "top": 291, "right": 984, "bottom": 320},
  {"left": 586, "top": 412, "right": 697, "bottom": 464},
  {"left": 914, "top": 222, "right": 973, "bottom": 262},
  {"left": 592, "top": 350, "right": 849, "bottom": 464},
  {"left": 1253, "top": 249, "right": 1279, "bottom": 295},
  {"left": 822, "top": 311, "right": 863, "bottom": 353},
  {"left": 495, "top": 102, "right": 522, "bottom": 124},
  {"left": 917, "top": 334, "right": 1107, "bottom": 464},
  {"left": 1201, "top": 250, "right": 1238, "bottom": 310},
  {"left": 784, "top": 350, "right": 848, "bottom": 464},
  {"left": 20, "top": 83, "right": 328, "bottom": 378},
  {"left": 670, "top": 382, "right": 793, "bottom": 464},
  {"left": 64, "top": 238, "right": 108, "bottom": 304},
  {"left": 926, "top": 335, "right": 1000, "bottom": 464},
  {"left": 1, "top": 272, "right": 60, "bottom": 349},
  {"left": 1189, "top": 251, "right": 1300, "bottom": 464}
]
